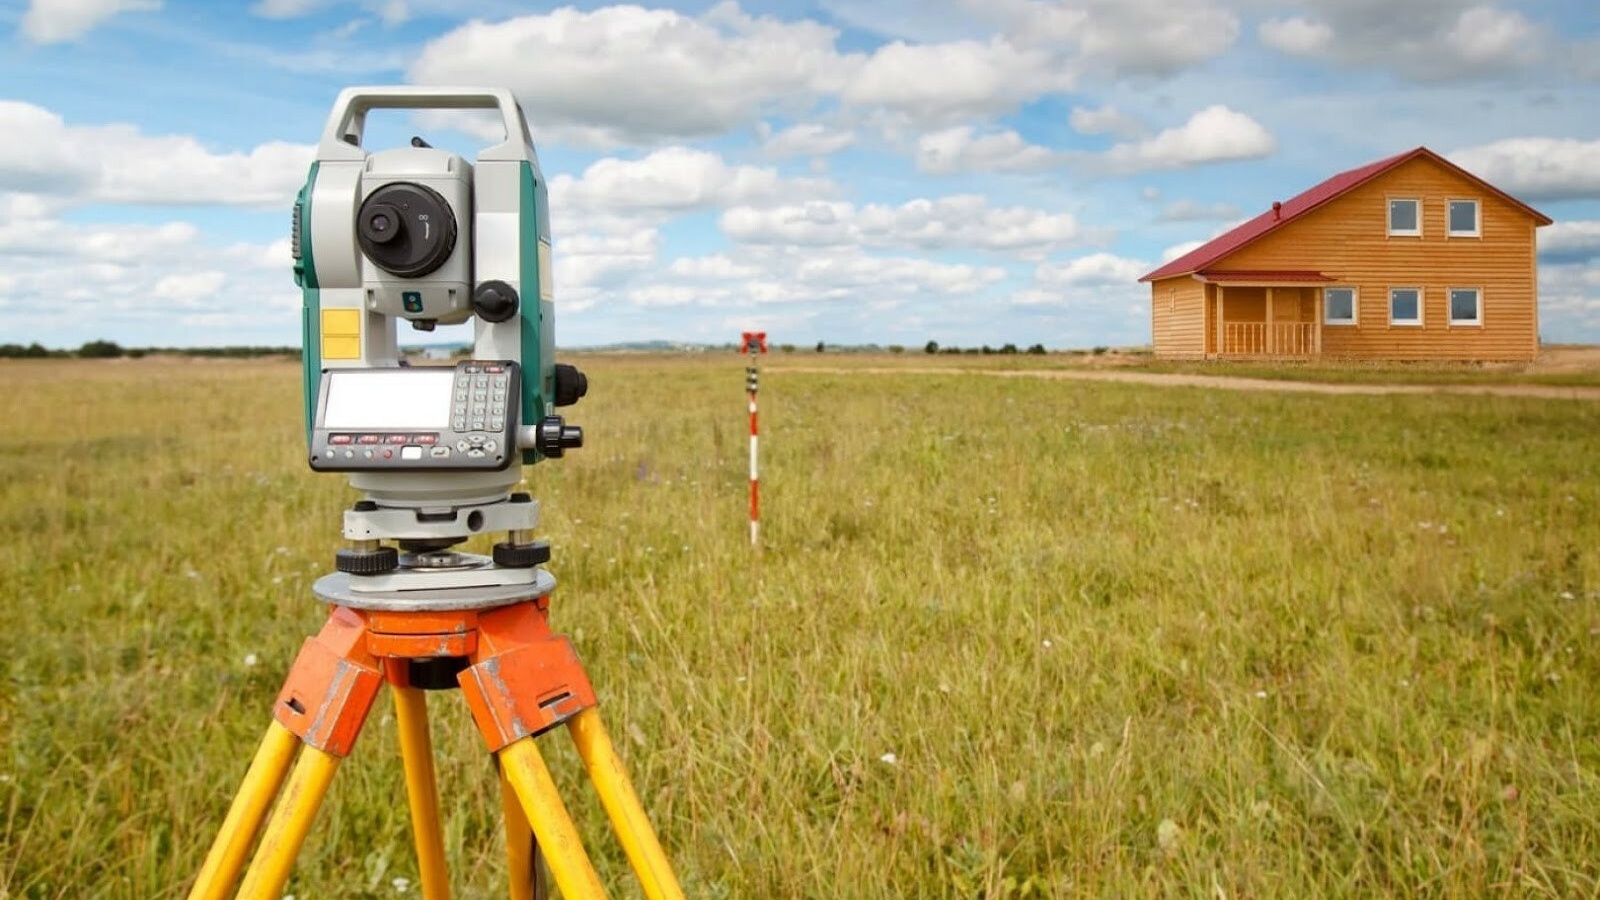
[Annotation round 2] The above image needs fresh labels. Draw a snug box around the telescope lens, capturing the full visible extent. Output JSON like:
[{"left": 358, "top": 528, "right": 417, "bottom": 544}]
[{"left": 356, "top": 183, "right": 458, "bottom": 278}]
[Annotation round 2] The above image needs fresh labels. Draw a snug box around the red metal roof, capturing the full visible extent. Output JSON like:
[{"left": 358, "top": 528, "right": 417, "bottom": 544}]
[
  {"left": 1139, "top": 147, "right": 1554, "bottom": 283},
  {"left": 1195, "top": 269, "right": 1335, "bottom": 284}
]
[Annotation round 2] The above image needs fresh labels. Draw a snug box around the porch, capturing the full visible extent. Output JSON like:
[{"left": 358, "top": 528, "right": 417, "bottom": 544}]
[{"left": 1197, "top": 271, "right": 1334, "bottom": 360}]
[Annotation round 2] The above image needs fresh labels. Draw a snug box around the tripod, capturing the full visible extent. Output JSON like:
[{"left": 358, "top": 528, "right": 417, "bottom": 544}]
[{"left": 186, "top": 573, "right": 684, "bottom": 900}]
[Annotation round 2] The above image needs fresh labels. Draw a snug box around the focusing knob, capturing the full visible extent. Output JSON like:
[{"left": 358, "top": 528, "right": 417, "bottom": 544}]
[
  {"left": 536, "top": 415, "right": 584, "bottom": 458},
  {"left": 553, "top": 363, "right": 587, "bottom": 407},
  {"left": 473, "top": 280, "right": 519, "bottom": 323},
  {"left": 335, "top": 545, "right": 399, "bottom": 575},
  {"left": 356, "top": 182, "right": 458, "bottom": 279}
]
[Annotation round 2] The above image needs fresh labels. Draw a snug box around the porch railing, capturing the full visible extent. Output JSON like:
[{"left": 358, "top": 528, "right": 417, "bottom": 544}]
[{"left": 1222, "top": 322, "right": 1317, "bottom": 357}]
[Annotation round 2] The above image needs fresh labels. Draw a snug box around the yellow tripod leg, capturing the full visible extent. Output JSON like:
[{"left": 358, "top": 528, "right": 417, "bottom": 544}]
[
  {"left": 568, "top": 708, "right": 686, "bottom": 900},
  {"left": 233, "top": 745, "right": 342, "bottom": 900},
  {"left": 499, "top": 762, "right": 540, "bottom": 900},
  {"left": 498, "top": 737, "right": 607, "bottom": 900},
  {"left": 187, "top": 720, "right": 300, "bottom": 900},
  {"left": 393, "top": 685, "right": 452, "bottom": 900}
]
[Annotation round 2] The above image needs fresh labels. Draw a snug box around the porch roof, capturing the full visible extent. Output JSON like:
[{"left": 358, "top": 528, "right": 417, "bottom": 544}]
[{"left": 1193, "top": 269, "right": 1335, "bottom": 286}]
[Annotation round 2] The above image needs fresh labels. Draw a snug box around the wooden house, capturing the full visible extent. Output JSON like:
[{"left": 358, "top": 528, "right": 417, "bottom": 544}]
[{"left": 1139, "top": 147, "right": 1553, "bottom": 361}]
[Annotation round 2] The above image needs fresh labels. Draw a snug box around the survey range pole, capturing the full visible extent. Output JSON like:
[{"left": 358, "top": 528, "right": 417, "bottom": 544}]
[{"left": 740, "top": 331, "right": 767, "bottom": 546}]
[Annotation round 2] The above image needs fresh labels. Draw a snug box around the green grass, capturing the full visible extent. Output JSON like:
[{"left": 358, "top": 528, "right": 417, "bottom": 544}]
[{"left": 2, "top": 356, "right": 1598, "bottom": 898}]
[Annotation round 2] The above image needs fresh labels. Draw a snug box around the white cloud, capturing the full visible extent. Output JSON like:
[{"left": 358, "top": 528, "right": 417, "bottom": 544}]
[
  {"left": 409, "top": 4, "right": 848, "bottom": 146},
  {"left": 22, "top": 0, "right": 160, "bottom": 43},
  {"left": 758, "top": 123, "right": 857, "bottom": 159},
  {"left": 1258, "top": 16, "right": 1333, "bottom": 56},
  {"left": 1160, "top": 240, "right": 1206, "bottom": 263},
  {"left": 1450, "top": 137, "right": 1600, "bottom": 201},
  {"left": 1258, "top": 1, "right": 1547, "bottom": 81},
  {"left": 1102, "top": 105, "right": 1276, "bottom": 172},
  {"left": 1036, "top": 253, "right": 1148, "bottom": 287},
  {"left": 722, "top": 195, "right": 1103, "bottom": 259},
  {"left": 1539, "top": 220, "right": 1600, "bottom": 262},
  {"left": 0, "top": 101, "right": 313, "bottom": 208},
  {"left": 0, "top": 192, "right": 296, "bottom": 345},
  {"left": 550, "top": 147, "right": 834, "bottom": 232},
  {"left": 1068, "top": 104, "right": 1145, "bottom": 138},
  {"left": 914, "top": 126, "right": 1057, "bottom": 175},
  {"left": 840, "top": 37, "right": 1068, "bottom": 123}
]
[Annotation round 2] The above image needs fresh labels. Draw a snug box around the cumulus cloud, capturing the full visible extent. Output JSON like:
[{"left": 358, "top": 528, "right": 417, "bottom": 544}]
[
  {"left": 409, "top": 5, "right": 849, "bottom": 146},
  {"left": 721, "top": 195, "right": 1104, "bottom": 259},
  {"left": 1257, "top": 1, "right": 1547, "bottom": 81},
  {"left": 1068, "top": 104, "right": 1145, "bottom": 138},
  {"left": 0, "top": 191, "right": 296, "bottom": 345},
  {"left": 22, "top": 0, "right": 159, "bottom": 43},
  {"left": 1538, "top": 220, "right": 1600, "bottom": 263},
  {"left": 1102, "top": 105, "right": 1276, "bottom": 172},
  {"left": 1036, "top": 253, "right": 1149, "bottom": 287},
  {"left": 549, "top": 147, "right": 835, "bottom": 232},
  {"left": 1450, "top": 137, "right": 1600, "bottom": 201},
  {"left": 840, "top": 37, "right": 1070, "bottom": 123},
  {"left": 1258, "top": 16, "right": 1333, "bottom": 56},
  {"left": 0, "top": 101, "right": 313, "bottom": 208},
  {"left": 915, "top": 126, "right": 1057, "bottom": 175},
  {"left": 758, "top": 123, "right": 857, "bottom": 159}
]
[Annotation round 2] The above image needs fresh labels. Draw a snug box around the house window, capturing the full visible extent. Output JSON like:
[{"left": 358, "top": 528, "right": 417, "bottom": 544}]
[
  {"left": 1388, "top": 198, "right": 1420, "bottom": 236},
  {"left": 1390, "top": 288, "right": 1423, "bottom": 326},
  {"left": 1324, "top": 287, "right": 1357, "bottom": 325},
  {"left": 1449, "top": 288, "right": 1482, "bottom": 325},
  {"left": 1448, "top": 200, "right": 1480, "bottom": 237}
]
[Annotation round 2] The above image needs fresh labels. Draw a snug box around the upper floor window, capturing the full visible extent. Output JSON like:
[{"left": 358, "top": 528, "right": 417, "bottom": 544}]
[
  {"left": 1389, "top": 198, "right": 1421, "bottom": 236},
  {"left": 1448, "top": 200, "right": 1480, "bottom": 237}
]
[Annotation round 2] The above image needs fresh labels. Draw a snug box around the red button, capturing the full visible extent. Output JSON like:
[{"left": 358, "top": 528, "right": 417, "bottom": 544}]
[
  {"left": 414, "top": 434, "right": 438, "bottom": 445},
  {"left": 485, "top": 365, "right": 504, "bottom": 374},
  {"left": 383, "top": 450, "right": 393, "bottom": 459},
  {"left": 358, "top": 434, "right": 382, "bottom": 445},
  {"left": 329, "top": 434, "right": 353, "bottom": 445},
  {"left": 387, "top": 434, "right": 409, "bottom": 444}
]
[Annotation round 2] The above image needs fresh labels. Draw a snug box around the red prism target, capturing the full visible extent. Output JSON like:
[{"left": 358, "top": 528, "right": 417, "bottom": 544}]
[{"left": 741, "top": 332, "right": 766, "bottom": 545}]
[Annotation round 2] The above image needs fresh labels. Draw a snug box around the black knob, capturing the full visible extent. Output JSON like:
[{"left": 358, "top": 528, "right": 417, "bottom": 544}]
[
  {"left": 536, "top": 415, "right": 583, "bottom": 458},
  {"left": 335, "top": 545, "right": 399, "bottom": 575},
  {"left": 473, "top": 280, "right": 519, "bottom": 323},
  {"left": 553, "top": 363, "right": 587, "bottom": 407},
  {"left": 493, "top": 540, "right": 551, "bottom": 568}
]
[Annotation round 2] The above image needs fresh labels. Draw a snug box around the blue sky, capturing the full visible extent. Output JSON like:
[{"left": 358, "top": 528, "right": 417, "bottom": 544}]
[{"left": 1, "top": 0, "right": 1597, "bottom": 350}]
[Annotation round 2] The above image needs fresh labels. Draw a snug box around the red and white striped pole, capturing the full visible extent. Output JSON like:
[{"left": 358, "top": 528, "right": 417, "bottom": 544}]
[{"left": 741, "top": 331, "right": 767, "bottom": 546}]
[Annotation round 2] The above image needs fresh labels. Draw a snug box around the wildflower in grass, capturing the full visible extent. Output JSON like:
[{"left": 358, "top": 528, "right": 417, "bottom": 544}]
[
  {"left": 1157, "top": 819, "right": 1182, "bottom": 856},
  {"left": 1560, "top": 591, "right": 1575, "bottom": 601},
  {"left": 879, "top": 752, "right": 898, "bottom": 765},
  {"left": 243, "top": 653, "right": 259, "bottom": 667},
  {"left": 1042, "top": 639, "right": 1053, "bottom": 649},
  {"left": 392, "top": 876, "right": 411, "bottom": 893}
]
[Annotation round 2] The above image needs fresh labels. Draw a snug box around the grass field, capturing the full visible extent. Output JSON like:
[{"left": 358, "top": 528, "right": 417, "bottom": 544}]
[{"left": 2, "top": 354, "right": 1599, "bottom": 898}]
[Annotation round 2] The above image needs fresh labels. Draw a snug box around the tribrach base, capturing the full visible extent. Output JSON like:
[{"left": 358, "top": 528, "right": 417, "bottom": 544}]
[{"left": 186, "top": 591, "right": 684, "bottom": 900}]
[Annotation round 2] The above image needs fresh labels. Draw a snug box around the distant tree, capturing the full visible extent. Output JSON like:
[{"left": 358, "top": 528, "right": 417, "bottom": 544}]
[
  {"left": 924, "top": 340, "right": 939, "bottom": 354},
  {"left": 127, "top": 348, "right": 147, "bottom": 359},
  {"left": 981, "top": 345, "right": 994, "bottom": 355},
  {"left": 1001, "top": 343, "right": 1018, "bottom": 354},
  {"left": 888, "top": 344, "right": 905, "bottom": 354},
  {"left": 1027, "top": 343, "right": 1047, "bottom": 355},
  {"left": 1092, "top": 346, "right": 1109, "bottom": 356},
  {"left": 815, "top": 341, "right": 825, "bottom": 353},
  {"left": 78, "top": 339, "right": 123, "bottom": 358},
  {"left": 23, "top": 343, "right": 50, "bottom": 358},
  {"left": 780, "top": 343, "right": 796, "bottom": 353}
]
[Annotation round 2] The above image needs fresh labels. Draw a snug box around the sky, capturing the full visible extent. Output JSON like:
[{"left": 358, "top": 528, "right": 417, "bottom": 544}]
[{"left": 0, "top": 0, "right": 1597, "bottom": 351}]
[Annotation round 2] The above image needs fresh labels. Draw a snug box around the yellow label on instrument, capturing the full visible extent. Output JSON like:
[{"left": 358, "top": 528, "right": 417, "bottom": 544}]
[{"left": 321, "top": 309, "right": 361, "bottom": 360}]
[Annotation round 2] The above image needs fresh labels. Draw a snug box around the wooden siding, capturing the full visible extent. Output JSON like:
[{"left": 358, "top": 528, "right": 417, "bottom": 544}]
[
  {"left": 1213, "top": 155, "right": 1539, "bottom": 361},
  {"left": 1150, "top": 276, "right": 1206, "bottom": 358}
]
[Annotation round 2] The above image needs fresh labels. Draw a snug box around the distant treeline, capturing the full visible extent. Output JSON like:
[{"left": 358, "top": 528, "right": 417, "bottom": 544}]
[
  {"left": 0, "top": 341, "right": 303, "bottom": 360},
  {"left": 743, "top": 341, "right": 1055, "bottom": 355}
]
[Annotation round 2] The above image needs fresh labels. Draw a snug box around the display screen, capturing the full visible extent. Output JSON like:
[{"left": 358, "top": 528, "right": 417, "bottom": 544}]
[{"left": 321, "top": 369, "right": 454, "bottom": 430}]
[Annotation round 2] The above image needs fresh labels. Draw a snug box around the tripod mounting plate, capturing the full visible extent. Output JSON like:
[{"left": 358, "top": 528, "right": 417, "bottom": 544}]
[{"left": 314, "top": 568, "right": 557, "bottom": 611}]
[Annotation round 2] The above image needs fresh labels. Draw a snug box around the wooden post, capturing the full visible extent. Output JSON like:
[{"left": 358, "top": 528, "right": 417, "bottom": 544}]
[
  {"left": 1217, "top": 285, "right": 1226, "bottom": 358},
  {"left": 1265, "top": 286, "right": 1276, "bottom": 357},
  {"left": 1314, "top": 288, "right": 1323, "bottom": 357}
]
